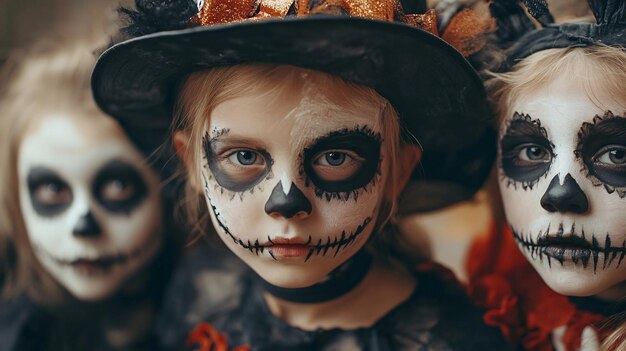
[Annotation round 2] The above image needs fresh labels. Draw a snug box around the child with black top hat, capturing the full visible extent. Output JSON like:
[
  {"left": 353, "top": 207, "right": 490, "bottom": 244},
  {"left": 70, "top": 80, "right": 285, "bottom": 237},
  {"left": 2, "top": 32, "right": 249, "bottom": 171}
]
[{"left": 92, "top": 1, "right": 509, "bottom": 350}]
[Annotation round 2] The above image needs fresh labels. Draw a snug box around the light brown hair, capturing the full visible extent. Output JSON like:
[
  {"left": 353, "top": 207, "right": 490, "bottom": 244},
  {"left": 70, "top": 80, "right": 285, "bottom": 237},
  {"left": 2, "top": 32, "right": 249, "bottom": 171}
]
[{"left": 0, "top": 40, "right": 104, "bottom": 303}]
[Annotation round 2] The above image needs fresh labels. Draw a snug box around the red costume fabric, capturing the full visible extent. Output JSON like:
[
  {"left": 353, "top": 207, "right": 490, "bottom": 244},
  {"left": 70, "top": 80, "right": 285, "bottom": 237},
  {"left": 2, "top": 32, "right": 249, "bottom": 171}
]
[
  {"left": 186, "top": 323, "right": 251, "bottom": 351},
  {"left": 466, "top": 222, "right": 611, "bottom": 351}
]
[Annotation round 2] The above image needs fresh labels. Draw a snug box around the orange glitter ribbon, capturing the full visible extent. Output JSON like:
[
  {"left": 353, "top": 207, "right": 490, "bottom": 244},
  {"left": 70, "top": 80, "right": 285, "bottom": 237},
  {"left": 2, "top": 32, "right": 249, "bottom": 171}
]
[
  {"left": 191, "top": 0, "right": 492, "bottom": 57},
  {"left": 405, "top": 9, "right": 439, "bottom": 37},
  {"left": 193, "top": 0, "right": 402, "bottom": 27},
  {"left": 441, "top": 8, "right": 495, "bottom": 57}
]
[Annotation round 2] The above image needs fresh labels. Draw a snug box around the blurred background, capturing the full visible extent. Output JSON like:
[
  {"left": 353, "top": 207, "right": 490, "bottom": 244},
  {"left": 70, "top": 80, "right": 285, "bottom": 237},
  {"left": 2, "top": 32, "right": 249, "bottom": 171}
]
[{"left": 0, "top": 0, "right": 133, "bottom": 65}]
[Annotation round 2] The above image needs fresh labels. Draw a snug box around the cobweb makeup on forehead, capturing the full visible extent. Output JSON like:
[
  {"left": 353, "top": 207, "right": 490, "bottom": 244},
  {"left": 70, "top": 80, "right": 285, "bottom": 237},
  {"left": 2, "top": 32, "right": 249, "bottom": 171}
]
[
  {"left": 275, "top": 68, "right": 387, "bottom": 152},
  {"left": 286, "top": 82, "right": 385, "bottom": 152}
]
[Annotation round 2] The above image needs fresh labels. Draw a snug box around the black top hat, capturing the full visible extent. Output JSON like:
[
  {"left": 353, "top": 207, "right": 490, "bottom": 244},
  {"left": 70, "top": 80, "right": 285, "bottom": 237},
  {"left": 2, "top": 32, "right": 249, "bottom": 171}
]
[{"left": 92, "top": 0, "right": 496, "bottom": 210}]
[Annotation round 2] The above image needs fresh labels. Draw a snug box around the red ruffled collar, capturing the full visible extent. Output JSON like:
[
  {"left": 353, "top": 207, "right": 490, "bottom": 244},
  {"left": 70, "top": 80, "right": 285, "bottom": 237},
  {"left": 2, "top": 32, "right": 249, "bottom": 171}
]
[{"left": 466, "top": 222, "right": 613, "bottom": 351}]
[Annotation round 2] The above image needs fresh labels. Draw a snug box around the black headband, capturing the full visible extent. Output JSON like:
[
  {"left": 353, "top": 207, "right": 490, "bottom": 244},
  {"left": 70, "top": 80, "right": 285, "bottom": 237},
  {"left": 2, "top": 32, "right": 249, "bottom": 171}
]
[{"left": 491, "top": 0, "right": 626, "bottom": 71}]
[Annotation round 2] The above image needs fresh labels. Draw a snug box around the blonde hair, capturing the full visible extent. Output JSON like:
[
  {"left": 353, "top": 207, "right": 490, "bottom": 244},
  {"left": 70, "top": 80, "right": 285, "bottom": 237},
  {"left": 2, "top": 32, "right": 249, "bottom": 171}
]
[
  {"left": 487, "top": 45, "right": 626, "bottom": 124},
  {"left": 485, "top": 44, "right": 626, "bottom": 350},
  {"left": 0, "top": 40, "right": 104, "bottom": 303},
  {"left": 173, "top": 64, "right": 411, "bottom": 255},
  {"left": 602, "top": 316, "right": 626, "bottom": 351}
]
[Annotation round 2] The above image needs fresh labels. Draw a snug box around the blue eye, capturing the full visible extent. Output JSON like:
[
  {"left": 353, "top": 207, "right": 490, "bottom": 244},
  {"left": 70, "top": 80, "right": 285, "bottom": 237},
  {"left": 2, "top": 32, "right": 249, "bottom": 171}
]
[
  {"left": 229, "top": 150, "right": 260, "bottom": 166},
  {"left": 324, "top": 152, "right": 346, "bottom": 166},
  {"left": 597, "top": 147, "right": 626, "bottom": 165},
  {"left": 518, "top": 145, "right": 550, "bottom": 162}
]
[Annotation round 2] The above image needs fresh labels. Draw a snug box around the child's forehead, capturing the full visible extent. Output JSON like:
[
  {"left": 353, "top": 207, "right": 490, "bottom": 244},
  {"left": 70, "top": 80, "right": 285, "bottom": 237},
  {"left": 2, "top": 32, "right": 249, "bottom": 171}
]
[
  {"left": 508, "top": 51, "right": 626, "bottom": 109},
  {"left": 509, "top": 73, "right": 625, "bottom": 119},
  {"left": 21, "top": 113, "right": 134, "bottom": 158},
  {"left": 207, "top": 83, "right": 382, "bottom": 142}
]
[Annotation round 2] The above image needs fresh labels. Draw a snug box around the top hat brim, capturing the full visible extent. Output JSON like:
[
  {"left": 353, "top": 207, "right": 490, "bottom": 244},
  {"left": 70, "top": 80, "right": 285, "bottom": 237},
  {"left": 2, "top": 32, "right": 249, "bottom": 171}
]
[{"left": 92, "top": 16, "right": 495, "bottom": 206}]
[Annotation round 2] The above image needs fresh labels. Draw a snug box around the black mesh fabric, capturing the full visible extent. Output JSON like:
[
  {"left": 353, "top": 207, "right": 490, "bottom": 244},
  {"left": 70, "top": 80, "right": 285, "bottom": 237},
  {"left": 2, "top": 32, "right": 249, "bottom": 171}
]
[{"left": 155, "top": 244, "right": 510, "bottom": 351}]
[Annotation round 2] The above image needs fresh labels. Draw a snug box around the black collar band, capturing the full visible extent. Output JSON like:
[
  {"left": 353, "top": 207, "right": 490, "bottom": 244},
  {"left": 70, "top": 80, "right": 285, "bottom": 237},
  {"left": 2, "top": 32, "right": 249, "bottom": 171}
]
[
  {"left": 569, "top": 296, "right": 626, "bottom": 317},
  {"left": 258, "top": 249, "right": 372, "bottom": 304}
]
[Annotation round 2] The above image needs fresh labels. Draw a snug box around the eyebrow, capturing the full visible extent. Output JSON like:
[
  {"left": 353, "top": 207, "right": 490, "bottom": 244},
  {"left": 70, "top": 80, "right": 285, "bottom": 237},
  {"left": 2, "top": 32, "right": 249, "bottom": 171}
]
[
  {"left": 27, "top": 166, "right": 65, "bottom": 185},
  {"left": 589, "top": 116, "right": 626, "bottom": 139},
  {"left": 210, "top": 136, "right": 268, "bottom": 148},
  {"left": 294, "top": 124, "right": 378, "bottom": 149},
  {"left": 503, "top": 112, "right": 549, "bottom": 139}
]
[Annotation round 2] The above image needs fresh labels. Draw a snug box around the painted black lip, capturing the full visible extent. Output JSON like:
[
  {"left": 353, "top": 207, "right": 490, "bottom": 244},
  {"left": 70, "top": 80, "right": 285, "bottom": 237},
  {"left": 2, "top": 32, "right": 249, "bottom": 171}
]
[
  {"left": 536, "top": 235, "right": 594, "bottom": 265},
  {"left": 536, "top": 235, "right": 593, "bottom": 249},
  {"left": 511, "top": 226, "right": 626, "bottom": 272}
]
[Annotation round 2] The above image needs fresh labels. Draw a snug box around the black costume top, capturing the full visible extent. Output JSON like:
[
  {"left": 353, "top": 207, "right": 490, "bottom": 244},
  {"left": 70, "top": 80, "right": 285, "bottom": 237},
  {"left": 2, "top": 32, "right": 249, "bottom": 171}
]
[
  {"left": 0, "top": 247, "right": 175, "bottom": 351},
  {"left": 155, "top": 244, "right": 510, "bottom": 351},
  {"left": 0, "top": 294, "right": 159, "bottom": 351}
]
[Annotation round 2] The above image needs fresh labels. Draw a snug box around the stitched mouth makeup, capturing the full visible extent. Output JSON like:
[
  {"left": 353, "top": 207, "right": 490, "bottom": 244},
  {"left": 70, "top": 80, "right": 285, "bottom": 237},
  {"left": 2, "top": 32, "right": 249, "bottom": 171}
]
[
  {"left": 210, "top": 200, "right": 371, "bottom": 262},
  {"left": 33, "top": 242, "right": 156, "bottom": 275},
  {"left": 512, "top": 224, "right": 626, "bottom": 272}
]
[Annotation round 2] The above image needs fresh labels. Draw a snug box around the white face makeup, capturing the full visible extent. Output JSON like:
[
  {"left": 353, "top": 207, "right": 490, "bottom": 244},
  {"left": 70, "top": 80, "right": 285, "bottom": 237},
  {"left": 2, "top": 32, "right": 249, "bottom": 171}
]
[
  {"left": 199, "top": 75, "right": 385, "bottom": 289},
  {"left": 498, "top": 74, "right": 626, "bottom": 297},
  {"left": 18, "top": 114, "right": 163, "bottom": 301}
]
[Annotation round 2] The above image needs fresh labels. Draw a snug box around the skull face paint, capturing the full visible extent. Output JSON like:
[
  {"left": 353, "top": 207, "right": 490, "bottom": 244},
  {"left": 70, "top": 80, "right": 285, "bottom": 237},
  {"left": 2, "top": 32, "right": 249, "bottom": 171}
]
[
  {"left": 18, "top": 114, "right": 163, "bottom": 301},
  {"left": 199, "top": 75, "right": 385, "bottom": 289},
  {"left": 498, "top": 75, "right": 626, "bottom": 297}
]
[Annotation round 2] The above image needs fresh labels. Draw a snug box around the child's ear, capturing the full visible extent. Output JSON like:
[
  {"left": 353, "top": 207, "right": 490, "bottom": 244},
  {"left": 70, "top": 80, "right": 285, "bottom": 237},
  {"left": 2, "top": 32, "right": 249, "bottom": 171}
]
[
  {"left": 173, "top": 130, "right": 201, "bottom": 190},
  {"left": 396, "top": 144, "right": 421, "bottom": 190}
]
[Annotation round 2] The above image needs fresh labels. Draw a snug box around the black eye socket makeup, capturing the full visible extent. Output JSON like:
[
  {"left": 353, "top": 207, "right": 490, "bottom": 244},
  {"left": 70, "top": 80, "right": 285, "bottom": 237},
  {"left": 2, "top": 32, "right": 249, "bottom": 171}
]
[
  {"left": 92, "top": 160, "right": 149, "bottom": 215},
  {"left": 301, "top": 126, "right": 382, "bottom": 201},
  {"left": 27, "top": 167, "right": 73, "bottom": 217},
  {"left": 203, "top": 130, "right": 274, "bottom": 194},
  {"left": 576, "top": 111, "right": 626, "bottom": 197},
  {"left": 500, "top": 112, "right": 555, "bottom": 189}
]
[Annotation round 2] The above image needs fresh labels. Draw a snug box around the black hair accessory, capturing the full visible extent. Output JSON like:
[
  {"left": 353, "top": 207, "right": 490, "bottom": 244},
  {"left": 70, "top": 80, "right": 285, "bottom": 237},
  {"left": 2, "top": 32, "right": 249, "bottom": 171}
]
[
  {"left": 492, "top": 0, "right": 626, "bottom": 70},
  {"left": 257, "top": 249, "right": 372, "bottom": 304},
  {"left": 119, "top": 0, "right": 199, "bottom": 37}
]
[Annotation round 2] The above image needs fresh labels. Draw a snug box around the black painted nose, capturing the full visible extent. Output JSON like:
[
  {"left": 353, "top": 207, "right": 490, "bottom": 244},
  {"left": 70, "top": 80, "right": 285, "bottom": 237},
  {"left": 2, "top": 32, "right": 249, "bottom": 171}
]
[
  {"left": 264, "top": 182, "right": 312, "bottom": 218},
  {"left": 540, "top": 174, "right": 589, "bottom": 213},
  {"left": 72, "top": 212, "right": 102, "bottom": 237}
]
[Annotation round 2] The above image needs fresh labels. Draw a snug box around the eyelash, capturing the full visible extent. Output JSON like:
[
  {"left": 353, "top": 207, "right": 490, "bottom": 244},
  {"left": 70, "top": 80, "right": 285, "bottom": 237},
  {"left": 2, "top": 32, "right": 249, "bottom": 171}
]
[
  {"left": 501, "top": 168, "right": 553, "bottom": 191},
  {"left": 222, "top": 149, "right": 262, "bottom": 168},
  {"left": 309, "top": 181, "right": 380, "bottom": 202},
  {"left": 500, "top": 149, "right": 555, "bottom": 191},
  {"left": 205, "top": 174, "right": 270, "bottom": 201},
  {"left": 299, "top": 155, "right": 382, "bottom": 202}
]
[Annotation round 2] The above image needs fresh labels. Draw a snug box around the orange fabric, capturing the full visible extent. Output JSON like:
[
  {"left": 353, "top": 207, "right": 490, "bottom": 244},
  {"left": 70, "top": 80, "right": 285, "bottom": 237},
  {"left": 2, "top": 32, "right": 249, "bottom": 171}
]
[
  {"left": 189, "top": 0, "right": 495, "bottom": 57},
  {"left": 186, "top": 323, "right": 251, "bottom": 351},
  {"left": 466, "top": 223, "right": 608, "bottom": 351},
  {"left": 195, "top": 0, "right": 398, "bottom": 25},
  {"left": 441, "top": 8, "right": 495, "bottom": 57},
  {"left": 404, "top": 9, "right": 439, "bottom": 36}
]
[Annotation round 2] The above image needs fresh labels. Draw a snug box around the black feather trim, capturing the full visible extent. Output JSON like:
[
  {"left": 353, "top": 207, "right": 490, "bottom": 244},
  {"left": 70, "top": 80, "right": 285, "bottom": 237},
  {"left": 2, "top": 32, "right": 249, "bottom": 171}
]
[
  {"left": 119, "top": 0, "right": 199, "bottom": 37},
  {"left": 520, "top": 0, "right": 554, "bottom": 25},
  {"left": 489, "top": 0, "right": 536, "bottom": 46}
]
